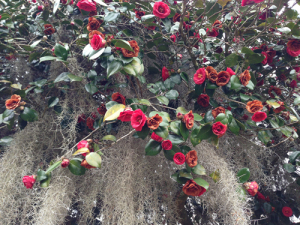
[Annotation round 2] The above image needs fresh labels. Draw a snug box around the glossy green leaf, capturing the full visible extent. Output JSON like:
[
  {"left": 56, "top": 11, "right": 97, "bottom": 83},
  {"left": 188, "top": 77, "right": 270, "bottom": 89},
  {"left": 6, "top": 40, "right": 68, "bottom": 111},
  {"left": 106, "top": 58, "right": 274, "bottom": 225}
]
[
  {"left": 112, "top": 39, "right": 133, "bottom": 52},
  {"left": 157, "top": 96, "right": 169, "bottom": 105},
  {"left": 86, "top": 152, "right": 102, "bottom": 168},
  {"left": 154, "top": 125, "right": 169, "bottom": 139},
  {"left": 198, "top": 124, "right": 213, "bottom": 140},
  {"left": 194, "top": 177, "right": 209, "bottom": 190},
  {"left": 20, "top": 107, "right": 38, "bottom": 122},
  {"left": 136, "top": 124, "right": 150, "bottom": 139},
  {"left": 48, "top": 97, "right": 59, "bottom": 107},
  {"left": 107, "top": 61, "right": 123, "bottom": 78},
  {"left": 225, "top": 53, "right": 238, "bottom": 67},
  {"left": 169, "top": 121, "right": 181, "bottom": 135},
  {"left": 237, "top": 168, "right": 250, "bottom": 183},
  {"left": 45, "top": 161, "right": 62, "bottom": 174},
  {"left": 68, "top": 158, "right": 86, "bottom": 175},
  {"left": 37, "top": 169, "right": 47, "bottom": 181},
  {"left": 145, "top": 139, "right": 162, "bottom": 156},
  {"left": 103, "top": 104, "right": 125, "bottom": 122},
  {"left": 191, "top": 164, "right": 206, "bottom": 175},
  {"left": 40, "top": 173, "right": 51, "bottom": 188},
  {"left": 102, "top": 135, "right": 117, "bottom": 141},
  {"left": 180, "top": 121, "right": 189, "bottom": 141},
  {"left": 167, "top": 134, "right": 184, "bottom": 144}
]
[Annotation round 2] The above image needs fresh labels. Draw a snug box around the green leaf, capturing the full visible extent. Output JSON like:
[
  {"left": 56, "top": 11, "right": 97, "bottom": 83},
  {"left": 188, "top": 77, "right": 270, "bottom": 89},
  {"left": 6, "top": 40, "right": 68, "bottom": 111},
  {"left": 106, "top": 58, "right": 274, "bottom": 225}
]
[
  {"left": 258, "top": 130, "right": 271, "bottom": 145},
  {"left": 54, "top": 72, "right": 70, "bottom": 83},
  {"left": 204, "top": 110, "right": 214, "bottom": 122},
  {"left": 246, "top": 80, "right": 254, "bottom": 90},
  {"left": 167, "top": 134, "right": 184, "bottom": 145},
  {"left": 141, "top": 14, "right": 156, "bottom": 22},
  {"left": 139, "top": 99, "right": 151, "bottom": 106},
  {"left": 247, "top": 53, "right": 265, "bottom": 64},
  {"left": 194, "top": 177, "right": 209, "bottom": 190},
  {"left": 178, "top": 169, "right": 193, "bottom": 179},
  {"left": 145, "top": 139, "right": 162, "bottom": 156},
  {"left": 289, "top": 151, "right": 300, "bottom": 164},
  {"left": 48, "top": 97, "right": 59, "bottom": 107},
  {"left": 180, "top": 72, "right": 189, "bottom": 82},
  {"left": 54, "top": 43, "right": 68, "bottom": 61},
  {"left": 67, "top": 74, "right": 83, "bottom": 82},
  {"left": 215, "top": 113, "right": 228, "bottom": 125},
  {"left": 136, "top": 124, "right": 150, "bottom": 139},
  {"left": 0, "top": 136, "right": 13, "bottom": 146},
  {"left": 209, "top": 170, "right": 220, "bottom": 183},
  {"left": 68, "top": 158, "right": 86, "bottom": 175},
  {"left": 102, "top": 135, "right": 116, "bottom": 141},
  {"left": 169, "top": 121, "right": 181, "bottom": 135},
  {"left": 112, "top": 39, "right": 133, "bottom": 52},
  {"left": 86, "top": 152, "right": 102, "bottom": 168},
  {"left": 176, "top": 107, "right": 188, "bottom": 115},
  {"left": 230, "top": 75, "right": 242, "bottom": 90},
  {"left": 171, "top": 172, "right": 189, "bottom": 184},
  {"left": 20, "top": 107, "right": 38, "bottom": 122},
  {"left": 225, "top": 53, "right": 238, "bottom": 67},
  {"left": 241, "top": 47, "right": 253, "bottom": 55},
  {"left": 45, "top": 161, "right": 62, "bottom": 174},
  {"left": 277, "top": 27, "right": 291, "bottom": 34},
  {"left": 89, "top": 48, "right": 105, "bottom": 60},
  {"left": 190, "top": 125, "right": 201, "bottom": 147},
  {"left": 164, "top": 145, "right": 180, "bottom": 161},
  {"left": 149, "top": 111, "right": 171, "bottom": 122},
  {"left": 40, "top": 173, "right": 51, "bottom": 188},
  {"left": 294, "top": 97, "right": 300, "bottom": 105},
  {"left": 228, "top": 118, "right": 240, "bottom": 135},
  {"left": 193, "top": 113, "right": 203, "bottom": 121},
  {"left": 107, "top": 61, "right": 123, "bottom": 78},
  {"left": 180, "top": 146, "right": 191, "bottom": 155},
  {"left": 180, "top": 121, "right": 189, "bottom": 141},
  {"left": 39, "top": 56, "right": 57, "bottom": 62},
  {"left": 154, "top": 125, "right": 169, "bottom": 139},
  {"left": 157, "top": 96, "right": 169, "bottom": 105},
  {"left": 103, "top": 104, "right": 125, "bottom": 122},
  {"left": 42, "top": 9, "right": 50, "bottom": 21},
  {"left": 85, "top": 83, "right": 98, "bottom": 95},
  {"left": 198, "top": 124, "right": 213, "bottom": 140},
  {"left": 37, "top": 169, "right": 47, "bottom": 181},
  {"left": 237, "top": 168, "right": 250, "bottom": 183},
  {"left": 263, "top": 202, "right": 272, "bottom": 214},
  {"left": 165, "top": 90, "right": 179, "bottom": 99},
  {"left": 191, "top": 164, "right": 206, "bottom": 175},
  {"left": 72, "top": 147, "right": 90, "bottom": 156}
]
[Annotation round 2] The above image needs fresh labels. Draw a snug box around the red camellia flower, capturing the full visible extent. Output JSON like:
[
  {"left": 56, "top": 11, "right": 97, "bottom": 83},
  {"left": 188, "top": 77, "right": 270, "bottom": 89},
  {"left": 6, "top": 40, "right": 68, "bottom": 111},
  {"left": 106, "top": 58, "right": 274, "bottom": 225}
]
[
  {"left": 77, "top": 0, "right": 96, "bottom": 12},
  {"left": 97, "top": 104, "right": 107, "bottom": 115},
  {"left": 112, "top": 92, "right": 126, "bottom": 105},
  {"left": 77, "top": 140, "right": 89, "bottom": 150},
  {"left": 183, "top": 110, "right": 194, "bottom": 130},
  {"left": 86, "top": 117, "right": 95, "bottom": 130},
  {"left": 182, "top": 180, "right": 207, "bottom": 196},
  {"left": 118, "top": 107, "right": 133, "bottom": 122},
  {"left": 173, "top": 152, "right": 185, "bottom": 165},
  {"left": 170, "top": 34, "right": 176, "bottom": 42},
  {"left": 256, "top": 191, "right": 266, "bottom": 201},
  {"left": 162, "top": 66, "right": 170, "bottom": 81},
  {"left": 244, "top": 181, "right": 259, "bottom": 196},
  {"left": 226, "top": 67, "right": 235, "bottom": 76},
  {"left": 193, "top": 68, "right": 207, "bottom": 85},
  {"left": 153, "top": 1, "right": 170, "bottom": 19},
  {"left": 212, "top": 122, "right": 227, "bottom": 138},
  {"left": 22, "top": 175, "right": 36, "bottom": 189},
  {"left": 206, "top": 28, "right": 219, "bottom": 37},
  {"left": 261, "top": 52, "right": 268, "bottom": 65},
  {"left": 151, "top": 132, "right": 163, "bottom": 142},
  {"left": 252, "top": 111, "right": 267, "bottom": 122},
  {"left": 78, "top": 114, "right": 86, "bottom": 123},
  {"left": 131, "top": 109, "right": 147, "bottom": 131},
  {"left": 216, "top": 71, "right": 230, "bottom": 86},
  {"left": 38, "top": 5, "right": 44, "bottom": 11},
  {"left": 282, "top": 207, "right": 293, "bottom": 217},
  {"left": 61, "top": 159, "right": 70, "bottom": 168},
  {"left": 135, "top": 10, "right": 145, "bottom": 19},
  {"left": 287, "top": 47, "right": 300, "bottom": 57},
  {"left": 290, "top": 80, "right": 297, "bottom": 89},
  {"left": 197, "top": 94, "right": 210, "bottom": 107},
  {"left": 162, "top": 140, "right": 172, "bottom": 150},
  {"left": 90, "top": 34, "right": 106, "bottom": 50}
]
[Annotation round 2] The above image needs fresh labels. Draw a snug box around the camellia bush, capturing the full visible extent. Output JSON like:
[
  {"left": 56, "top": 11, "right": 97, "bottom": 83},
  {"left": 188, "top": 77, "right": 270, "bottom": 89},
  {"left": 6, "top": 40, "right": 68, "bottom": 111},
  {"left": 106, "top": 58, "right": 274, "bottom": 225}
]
[{"left": 1, "top": 0, "right": 300, "bottom": 224}]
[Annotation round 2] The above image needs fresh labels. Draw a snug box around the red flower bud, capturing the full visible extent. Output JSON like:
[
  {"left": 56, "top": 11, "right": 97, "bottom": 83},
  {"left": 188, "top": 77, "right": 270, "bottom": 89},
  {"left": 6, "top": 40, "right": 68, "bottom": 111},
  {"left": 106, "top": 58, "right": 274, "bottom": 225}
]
[{"left": 61, "top": 159, "right": 70, "bottom": 168}]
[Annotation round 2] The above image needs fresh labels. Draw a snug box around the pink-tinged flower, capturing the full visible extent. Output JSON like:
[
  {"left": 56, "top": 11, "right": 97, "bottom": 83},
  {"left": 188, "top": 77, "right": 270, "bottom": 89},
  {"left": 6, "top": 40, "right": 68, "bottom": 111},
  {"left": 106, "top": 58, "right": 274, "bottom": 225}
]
[
  {"left": 242, "top": 114, "right": 249, "bottom": 120},
  {"left": 176, "top": 112, "right": 183, "bottom": 119},
  {"left": 32, "top": 0, "right": 36, "bottom": 3},
  {"left": 151, "top": 132, "right": 163, "bottom": 142},
  {"left": 22, "top": 175, "right": 36, "bottom": 189},
  {"left": 287, "top": 47, "right": 300, "bottom": 57},
  {"left": 118, "top": 107, "right": 133, "bottom": 122},
  {"left": 226, "top": 67, "right": 235, "bottom": 76},
  {"left": 162, "top": 66, "right": 170, "bottom": 81},
  {"left": 162, "top": 140, "right": 172, "bottom": 150},
  {"left": 252, "top": 111, "right": 267, "bottom": 122},
  {"left": 77, "top": 0, "right": 96, "bottom": 12},
  {"left": 173, "top": 152, "right": 185, "bottom": 165},
  {"left": 244, "top": 181, "right": 259, "bottom": 196},
  {"left": 212, "top": 122, "right": 227, "bottom": 138},
  {"left": 174, "top": 1, "right": 177, "bottom": 4},
  {"left": 256, "top": 191, "right": 266, "bottom": 201},
  {"left": 290, "top": 80, "right": 297, "bottom": 89},
  {"left": 282, "top": 207, "right": 293, "bottom": 217},
  {"left": 170, "top": 34, "right": 176, "bottom": 42},
  {"left": 294, "top": 66, "right": 300, "bottom": 72},
  {"left": 77, "top": 140, "right": 89, "bottom": 150},
  {"left": 0, "top": 15, "right": 2, "bottom": 20},
  {"left": 193, "top": 68, "right": 207, "bottom": 85},
  {"left": 261, "top": 52, "right": 268, "bottom": 65},
  {"left": 131, "top": 109, "right": 147, "bottom": 131},
  {"left": 38, "top": 5, "right": 44, "bottom": 11},
  {"left": 206, "top": 28, "right": 219, "bottom": 37},
  {"left": 153, "top": 1, "right": 170, "bottom": 19},
  {"left": 61, "top": 159, "right": 70, "bottom": 168},
  {"left": 177, "top": 54, "right": 182, "bottom": 59},
  {"left": 90, "top": 34, "right": 106, "bottom": 50}
]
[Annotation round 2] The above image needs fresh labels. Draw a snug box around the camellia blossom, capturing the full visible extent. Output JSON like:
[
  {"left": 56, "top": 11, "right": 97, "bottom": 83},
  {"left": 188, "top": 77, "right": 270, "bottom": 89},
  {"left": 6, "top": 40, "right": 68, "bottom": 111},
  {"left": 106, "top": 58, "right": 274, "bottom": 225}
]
[
  {"left": 212, "top": 122, "right": 227, "bottom": 138},
  {"left": 185, "top": 150, "right": 198, "bottom": 167},
  {"left": 162, "top": 140, "right": 172, "bottom": 150},
  {"left": 147, "top": 114, "right": 163, "bottom": 130},
  {"left": 153, "top": 1, "right": 170, "bottom": 19},
  {"left": 131, "top": 109, "right": 147, "bottom": 131},
  {"left": 5, "top": 94, "right": 21, "bottom": 110},
  {"left": 90, "top": 34, "right": 106, "bottom": 50},
  {"left": 239, "top": 70, "right": 251, "bottom": 86},
  {"left": 61, "top": 159, "right": 70, "bottom": 168},
  {"left": 193, "top": 68, "right": 207, "bottom": 85},
  {"left": 268, "top": 86, "right": 281, "bottom": 98},
  {"left": 206, "top": 66, "right": 218, "bottom": 83},
  {"left": 252, "top": 111, "right": 267, "bottom": 122},
  {"left": 87, "top": 17, "right": 101, "bottom": 32},
  {"left": 226, "top": 67, "right": 235, "bottom": 76},
  {"left": 206, "top": 28, "right": 219, "bottom": 37},
  {"left": 246, "top": 100, "right": 263, "bottom": 113},
  {"left": 112, "top": 92, "right": 126, "bottom": 105},
  {"left": 86, "top": 117, "right": 95, "bottom": 130},
  {"left": 183, "top": 110, "right": 194, "bottom": 130},
  {"left": 38, "top": 5, "right": 44, "bottom": 11},
  {"left": 151, "top": 132, "right": 163, "bottom": 142},
  {"left": 22, "top": 175, "right": 36, "bottom": 189},
  {"left": 256, "top": 191, "right": 266, "bottom": 201},
  {"left": 97, "top": 104, "right": 107, "bottom": 115},
  {"left": 212, "top": 106, "right": 225, "bottom": 119},
  {"left": 290, "top": 80, "right": 297, "bottom": 89},
  {"left": 197, "top": 94, "right": 210, "bottom": 107},
  {"left": 162, "top": 66, "right": 170, "bottom": 81},
  {"left": 118, "top": 107, "right": 133, "bottom": 122},
  {"left": 244, "top": 181, "right": 259, "bottom": 196},
  {"left": 282, "top": 206, "right": 293, "bottom": 217},
  {"left": 170, "top": 34, "right": 176, "bottom": 42},
  {"left": 77, "top": 0, "right": 96, "bottom": 12},
  {"left": 182, "top": 179, "right": 206, "bottom": 196},
  {"left": 261, "top": 52, "right": 268, "bottom": 65},
  {"left": 121, "top": 40, "right": 139, "bottom": 57},
  {"left": 216, "top": 71, "right": 230, "bottom": 86},
  {"left": 173, "top": 152, "right": 185, "bottom": 165},
  {"left": 44, "top": 24, "right": 55, "bottom": 35},
  {"left": 77, "top": 140, "right": 89, "bottom": 151}
]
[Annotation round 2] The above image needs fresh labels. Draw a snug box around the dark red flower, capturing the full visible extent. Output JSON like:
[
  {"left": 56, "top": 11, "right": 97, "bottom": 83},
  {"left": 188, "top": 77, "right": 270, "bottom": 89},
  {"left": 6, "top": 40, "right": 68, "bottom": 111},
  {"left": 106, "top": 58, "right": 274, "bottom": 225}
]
[
  {"left": 242, "top": 114, "right": 249, "bottom": 120},
  {"left": 256, "top": 191, "right": 266, "bottom": 201},
  {"left": 131, "top": 109, "right": 147, "bottom": 131},
  {"left": 252, "top": 111, "right": 267, "bottom": 122},
  {"left": 266, "top": 50, "right": 276, "bottom": 64},
  {"left": 112, "top": 92, "right": 126, "bottom": 105},
  {"left": 44, "top": 24, "right": 55, "bottom": 35},
  {"left": 118, "top": 107, "right": 133, "bottom": 122},
  {"left": 197, "top": 94, "right": 210, "bottom": 107},
  {"left": 261, "top": 52, "right": 268, "bottom": 65},
  {"left": 153, "top": 1, "right": 170, "bottom": 19},
  {"left": 170, "top": 34, "right": 176, "bottom": 42},
  {"left": 77, "top": 0, "right": 96, "bottom": 12},
  {"left": 173, "top": 152, "right": 185, "bottom": 165},
  {"left": 216, "top": 71, "right": 230, "bottom": 86},
  {"left": 135, "top": 10, "right": 145, "bottom": 19},
  {"left": 273, "top": 101, "right": 285, "bottom": 113},
  {"left": 287, "top": 47, "right": 300, "bottom": 57},
  {"left": 268, "top": 86, "right": 281, "bottom": 98},
  {"left": 86, "top": 117, "right": 95, "bottom": 130},
  {"left": 87, "top": 17, "right": 101, "bottom": 31},
  {"left": 162, "top": 140, "right": 172, "bottom": 150},
  {"left": 97, "top": 104, "right": 107, "bottom": 115},
  {"left": 162, "top": 66, "right": 170, "bottom": 81},
  {"left": 282, "top": 207, "right": 293, "bottom": 217},
  {"left": 206, "top": 66, "right": 218, "bottom": 83},
  {"left": 193, "top": 68, "right": 207, "bottom": 85},
  {"left": 206, "top": 28, "right": 219, "bottom": 37},
  {"left": 239, "top": 70, "right": 251, "bottom": 86},
  {"left": 183, "top": 180, "right": 207, "bottom": 196},
  {"left": 290, "top": 80, "right": 297, "bottom": 89},
  {"left": 61, "top": 159, "right": 70, "bottom": 168},
  {"left": 212, "top": 122, "right": 227, "bottom": 138},
  {"left": 151, "top": 132, "right": 163, "bottom": 142},
  {"left": 173, "top": 13, "right": 181, "bottom": 22},
  {"left": 78, "top": 114, "right": 86, "bottom": 123},
  {"left": 22, "top": 175, "right": 36, "bottom": 189}
]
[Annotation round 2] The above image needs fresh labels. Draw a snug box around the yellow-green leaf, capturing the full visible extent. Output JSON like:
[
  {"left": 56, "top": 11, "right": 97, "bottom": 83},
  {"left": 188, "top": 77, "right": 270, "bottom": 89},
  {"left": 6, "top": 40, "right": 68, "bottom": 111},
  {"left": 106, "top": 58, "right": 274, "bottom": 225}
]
[
  {"left": 209, "top": 169, "right": 220, "bottom": 183},
  {"left": 102, "top": 135, "right": 116, "bottom": 141},
  {"left": 103, "top": 104, "right": 125, "bottom": 121},
  {"left": 266, "top": 100, "right": 280, "bottom": 109},
  {"left": 10, "top": 83, "right": 22, "bottom": 89},
  {"left": 72, "top": 147, "right": 90, "bottom": 156},
  {"left": 139, "top": 99, "right": 151, "bottom": 106},
  {"left": 217, "top": 0, "right": 231, "bottom": 7},
  {"left": 86, "top": 152, "right": 102, "bottom": 168}
]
